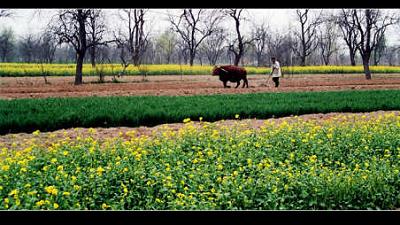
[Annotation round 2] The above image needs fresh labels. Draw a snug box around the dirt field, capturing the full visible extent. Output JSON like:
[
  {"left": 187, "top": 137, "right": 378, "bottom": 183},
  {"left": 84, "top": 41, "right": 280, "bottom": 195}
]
[{"left": 1, "top": 73, "right": 400, "bottom": 99}]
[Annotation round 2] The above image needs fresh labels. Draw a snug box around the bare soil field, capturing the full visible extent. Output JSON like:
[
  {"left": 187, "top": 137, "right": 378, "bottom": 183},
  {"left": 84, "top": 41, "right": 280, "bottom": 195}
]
[{"left": 1, "top": 74, "right": 400, "bottom": 99}]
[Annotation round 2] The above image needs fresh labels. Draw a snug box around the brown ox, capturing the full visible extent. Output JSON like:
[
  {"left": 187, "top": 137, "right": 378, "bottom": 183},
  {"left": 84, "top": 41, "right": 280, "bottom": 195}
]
[{"left": 212, "top": 65, "right": 249, "bottom": 88}]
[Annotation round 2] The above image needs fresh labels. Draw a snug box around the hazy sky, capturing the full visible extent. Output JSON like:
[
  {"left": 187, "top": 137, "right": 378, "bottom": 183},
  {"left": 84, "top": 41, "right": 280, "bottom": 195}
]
[
  {"left": 0, "top": 9, "right": 399, "bottom": 45},
  {"left": 0, "top": 9, "right": 292, "bottom": 34}
]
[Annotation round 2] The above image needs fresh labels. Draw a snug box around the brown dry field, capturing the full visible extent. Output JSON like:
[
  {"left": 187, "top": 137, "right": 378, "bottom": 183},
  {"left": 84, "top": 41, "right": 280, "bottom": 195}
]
[
  {"left": 1, "top": 73, "right": 400, "bottom": 99},
  {"left": 1, "top": 73, "right": 400, "bottom": 142}
]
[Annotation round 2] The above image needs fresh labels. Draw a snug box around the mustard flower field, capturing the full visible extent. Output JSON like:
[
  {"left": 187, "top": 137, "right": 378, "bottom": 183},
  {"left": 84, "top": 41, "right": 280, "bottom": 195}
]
[
  {"left": 1, "top": 112, "right": 400, "bottom": 209},
  {"left": 2, "top": 63, "right": 400, "bottom": 77}
]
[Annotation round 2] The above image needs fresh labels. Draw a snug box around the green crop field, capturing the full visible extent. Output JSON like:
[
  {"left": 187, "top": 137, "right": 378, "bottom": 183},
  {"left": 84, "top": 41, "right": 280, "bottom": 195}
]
[{"left": 2, "top": 89, "right": 400, "bottom": 134}]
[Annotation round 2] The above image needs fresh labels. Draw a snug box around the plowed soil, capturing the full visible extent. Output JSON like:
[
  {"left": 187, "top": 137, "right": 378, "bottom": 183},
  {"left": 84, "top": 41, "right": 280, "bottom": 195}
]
[{"left": 1, "top": 73, "right": 400, "bottom": 99}]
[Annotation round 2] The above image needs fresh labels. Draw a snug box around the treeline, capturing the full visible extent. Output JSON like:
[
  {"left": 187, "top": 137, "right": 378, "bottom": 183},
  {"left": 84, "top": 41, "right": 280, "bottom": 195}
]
[{"left": 1, "top": 23, "right": 400, "bottom": 67}]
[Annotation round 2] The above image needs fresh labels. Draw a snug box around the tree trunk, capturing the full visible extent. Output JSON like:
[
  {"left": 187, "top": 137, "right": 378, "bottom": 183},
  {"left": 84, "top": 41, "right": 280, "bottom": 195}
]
[
  {"left": 350, "top": 52, "right": 356, "bottom": 66},
  {"left": 362, "top": 58, "right": 372, "bottom": 80},
  {"left": 189, "top": 52, "right": 195, "bottom": 66},
  {"left": 300, "top": 56, "right": 306, "bottom": 66},
  {"left": 132, "top": 52, "right": 140, "bottom": 66},
  {"left": 257, "top": 54, "right": 262, "bottom": 67},
  {"left": 75, "top": 9, "right": 87, "bottom": 85},
  {"left": 233, "top": 56, "right": 240, "bottom": 66},
  {"left": 90, "top": 47, "right": 96, "bottom": 68},
  {"left": 75, "top": 52, "right": 85, "bottom": 85}
]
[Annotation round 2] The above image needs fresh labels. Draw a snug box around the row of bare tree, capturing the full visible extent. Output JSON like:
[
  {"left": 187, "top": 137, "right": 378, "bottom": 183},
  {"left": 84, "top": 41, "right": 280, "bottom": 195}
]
[{"left": 1, "top": 9, "right": 399, "bottom": 84}]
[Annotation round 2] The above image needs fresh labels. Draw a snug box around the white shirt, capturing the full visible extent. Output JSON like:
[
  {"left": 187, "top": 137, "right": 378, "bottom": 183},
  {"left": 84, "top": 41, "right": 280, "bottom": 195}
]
[{"left": 271, "top": 61, "right": 281, "bottom": 78}]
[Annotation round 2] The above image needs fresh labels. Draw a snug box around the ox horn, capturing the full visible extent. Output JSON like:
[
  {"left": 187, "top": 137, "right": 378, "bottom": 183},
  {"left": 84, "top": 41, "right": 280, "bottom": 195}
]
[{"left": 218, "top": 66, "right": 228, "bottom": 73}]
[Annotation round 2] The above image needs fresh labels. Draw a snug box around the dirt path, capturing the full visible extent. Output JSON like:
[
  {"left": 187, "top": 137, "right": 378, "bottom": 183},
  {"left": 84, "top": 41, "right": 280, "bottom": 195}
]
[{"left": 1, "top": 74, "right": 400, "bottom": 99}]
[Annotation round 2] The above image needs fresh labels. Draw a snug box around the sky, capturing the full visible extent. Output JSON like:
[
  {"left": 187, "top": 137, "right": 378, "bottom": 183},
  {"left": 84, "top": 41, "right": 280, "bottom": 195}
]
[
  {"left": 0, "top": 9, "right": 399, "bottom": 46},
  {"left": 0, "top": 9, "right": 301, "bottom": 37}
]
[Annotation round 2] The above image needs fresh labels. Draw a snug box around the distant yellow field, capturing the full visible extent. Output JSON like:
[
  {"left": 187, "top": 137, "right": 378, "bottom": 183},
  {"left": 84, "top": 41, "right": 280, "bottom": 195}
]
[{"left": 1, "top": 63, "right": 400, "bottom": 77}]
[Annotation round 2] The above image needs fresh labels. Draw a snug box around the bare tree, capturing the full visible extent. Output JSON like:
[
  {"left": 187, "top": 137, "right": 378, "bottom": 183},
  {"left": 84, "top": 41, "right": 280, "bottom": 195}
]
[
  {"left": 318, "top": 22, "right": 339, "bottom": 65},
  {"left": 50, "top": 9, "right": 95, "bottom": 85},
  {"left": 55, "top": 44, "right": 76, "bottom": 63},
  {"left": 335, "top": 9, "right": 359, "bottom": 66},
  {"left": 93, "top": 46, "right": 111, "bottom": 83},
  {"left": 36, "top": 31, "right": 58, "bottom": 84},
  {"left": 224, "top": 9, "right": 255, "bottom": 66},
  {"left": 385, "top": 46, "right": 400, "bottom": 66},
  {"left": 177, "top": 38, "right": 189, "bottom": 65},
  {"left": 372, "top": 33, "right": 386, "bottom": 66},
  {"left": 169, "top": 9, "right": 223, "bottom": 66},
  {"left": 114, "top": 33, "right": 130, "bottom": 78},
  {"left": 266, "top": 30, "right": 296, "bottom": 74},
  {"left": 266, "top": 32, "right": 283, "bottom": 61},
  {"left": 251, "top": 22, "right": 270, "bottom": 67},
  {"left": 155, "top": 29, "right": 177, "bottom": 64},
  {"left": 352, "top": 9, "right": 398, "bottom": 79},
  {"left": 87, "top": 9, "right": 108, "bottom": 68},
  {"left": 0, "top": 28, "right": 15, "bottom": 62},
  {"left": 292, "top": 9, "right": 323, "bottom": 66},
  {"left": 37, "top": 30, "right": 58, "bottom": 64},
  {"left": 117, "top": 9, "right": 149, "bottom": 66},
  {"left": 142, "top": 39, "right": 157, "bottom": 64},
  {"left": 18, "top": 33, "right": 38, "bottom": 63},
  {"left": 199, "top": 28, "right": 226, "bottom": 65}
]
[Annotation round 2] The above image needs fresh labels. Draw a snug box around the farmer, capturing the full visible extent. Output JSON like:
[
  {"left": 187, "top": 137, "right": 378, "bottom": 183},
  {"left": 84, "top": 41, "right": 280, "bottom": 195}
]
[{"left": 269, "top": 57, "right": 281, "bottom": 87}]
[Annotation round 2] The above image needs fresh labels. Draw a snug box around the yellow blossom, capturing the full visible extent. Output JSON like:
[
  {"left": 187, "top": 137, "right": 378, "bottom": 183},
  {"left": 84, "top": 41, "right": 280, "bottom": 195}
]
[
  {"left": 73, "top": 185, "right": 81, "bottom": 191},
  {"left": 28, "top": 190, "right": 37, "bottom": 196},
  {"left": 44, "top": 186, "right": 58, "bottom": 195},
  {"left": 102, "top": 203, "right": 109, "bottom": 209},
  {"left": 96, "top": 166, "right": 105, "bottom": 176},
  {"left": 1, "top": 165, "right": 10, "bottom": 171},
  {"left": 36, "top": 200, "right": 45, "bottom": 207},
  {"left": 309, "top": 155, "right": 317, "bottom": 163},
  {"left": 217, "top": 164, "right": 223, "bottom": 170},
  {"left": 8, "top": 189, "right": 18, "bottom": 196},
  {"left": 71, "top": 176, "right": 77, "bottom": 182}
]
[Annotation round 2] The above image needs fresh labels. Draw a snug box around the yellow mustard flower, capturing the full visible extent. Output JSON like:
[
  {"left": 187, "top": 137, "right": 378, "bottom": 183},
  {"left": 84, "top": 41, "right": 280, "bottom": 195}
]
[{"left": 44, "top": 186, "right": 58, "bottom": 196}]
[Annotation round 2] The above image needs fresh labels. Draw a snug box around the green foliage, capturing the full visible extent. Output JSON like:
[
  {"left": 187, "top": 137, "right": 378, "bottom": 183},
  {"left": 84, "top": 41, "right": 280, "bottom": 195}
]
[
  {"left": 2, "top": 90, "right": 400, "bottom": 134},
  {"left": 1, "top": 112, "right": 400, "bottom": 209}
]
